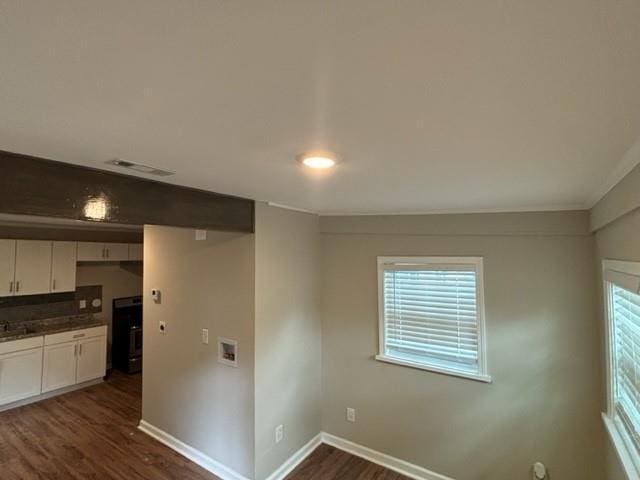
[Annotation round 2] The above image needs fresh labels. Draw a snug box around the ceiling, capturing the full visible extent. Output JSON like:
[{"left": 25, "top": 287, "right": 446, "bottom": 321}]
[{"left": 1, "top": 0, "right": 639, "bottom": 215}]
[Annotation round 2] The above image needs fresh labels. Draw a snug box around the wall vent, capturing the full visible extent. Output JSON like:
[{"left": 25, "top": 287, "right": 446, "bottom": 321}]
[{"left": 106, "top": 159, "right": 174, "bottom": 177}]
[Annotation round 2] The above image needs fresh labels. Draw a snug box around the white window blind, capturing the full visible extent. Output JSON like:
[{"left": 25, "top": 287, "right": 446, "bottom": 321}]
[
  {"left": 377, "top": 257, "right": 489, "bottom": 382},
  {"left": 610, "top": 283, "right": 640, "bottom": 457}
]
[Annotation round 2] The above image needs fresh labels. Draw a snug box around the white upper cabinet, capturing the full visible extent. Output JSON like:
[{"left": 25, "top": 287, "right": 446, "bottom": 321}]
[
  {"left": 77, "top": 242, "right": 106, "bottom": 262},
  {"left": 51, "top": 241, "right": 77, "bottom": 293},
  {"left": 0, "top": 240, "right": 16, "bottom": 297},
  {"left": 128, "top": 243, "right": 143, "bottom": 261},
  {"left": 104, "top": 243, "right": 129, "bottom": 261},
  {"left": 77, "top": 242, "right": 139, "bottom": 262},
  {"left": 0, "top": 238, "right": 143, "bottom": 298},
  {"left": 14, "top": 240, "right": 52, "bottom": 296}
]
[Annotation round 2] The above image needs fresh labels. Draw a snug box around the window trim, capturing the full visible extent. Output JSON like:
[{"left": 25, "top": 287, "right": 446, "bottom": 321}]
[
  {"left": 376, "top": 256, "right": 491, "bottom": 383},
  {"left": 602, "top": 259, "right": 640, "bottom": 479}
]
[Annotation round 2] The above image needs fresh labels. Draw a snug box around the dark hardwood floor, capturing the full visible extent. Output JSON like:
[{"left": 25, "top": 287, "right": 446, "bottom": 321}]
[
  {"left": 0, "top": 372, "right": 407, "bottom": 480},
  {"left": 0, "top": 371, "right": 219, "bottom": 480},
  {"left": 285, "top": 444, "right": 410, "bottom": 480}
]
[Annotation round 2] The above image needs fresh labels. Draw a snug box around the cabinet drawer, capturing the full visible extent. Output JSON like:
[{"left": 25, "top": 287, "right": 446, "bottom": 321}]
[
  {"left": 45, "top": 326, "right": 107, "bottom": 346},
  {"left": 0, "top": 336, "right": 44, "bottom": 355}
]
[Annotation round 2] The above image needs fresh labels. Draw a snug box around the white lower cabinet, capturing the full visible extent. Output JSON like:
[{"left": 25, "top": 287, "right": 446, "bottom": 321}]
[
  {"left": 0, "top": 343, "right": 43, "bottom": 405},
  {"left": 43, "top": 326, "right": 107, "bottom": 393},
  {"left": 76, "top": 336, "right": 107, "bottom": 384},
  {"left": 42, "top": 341, "right": 78, "bottom": 393},
  {"left": 0, "top": 326, "right": 107, "bottom": 407}
]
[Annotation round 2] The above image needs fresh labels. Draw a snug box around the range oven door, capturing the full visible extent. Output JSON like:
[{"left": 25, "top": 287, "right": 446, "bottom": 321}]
[{"left": 129, "top": 326, "right": 143, "bottom": 356}]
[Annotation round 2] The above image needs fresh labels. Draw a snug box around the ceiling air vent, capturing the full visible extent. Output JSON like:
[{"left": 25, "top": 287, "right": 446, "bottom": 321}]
[{"left": 106, "top": 159, "right": 174, "bottom": 177}]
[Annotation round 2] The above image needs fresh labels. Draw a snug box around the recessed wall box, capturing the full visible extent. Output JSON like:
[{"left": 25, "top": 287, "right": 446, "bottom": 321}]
[{"left": 218, "top": 338, "right": 238, "bottom": 367}]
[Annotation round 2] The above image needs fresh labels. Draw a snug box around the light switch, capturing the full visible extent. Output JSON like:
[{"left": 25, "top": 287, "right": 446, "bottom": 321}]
[
  {"left": 275, "top": 424, "right": 284, "bottom": 444},
  {"left": 195, "top": 230, "right": 207, "bottom": 241},
  {"left": 346, "top": 407, "right": 356, "bottom": 423},
  {"left": 202, "top": 328, "right": 209, "bottom": 344}
]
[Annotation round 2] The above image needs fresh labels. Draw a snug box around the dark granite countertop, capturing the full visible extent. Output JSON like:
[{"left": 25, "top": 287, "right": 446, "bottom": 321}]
[{"left": 0, "top": 314, "right": 107, "bottom": 343}]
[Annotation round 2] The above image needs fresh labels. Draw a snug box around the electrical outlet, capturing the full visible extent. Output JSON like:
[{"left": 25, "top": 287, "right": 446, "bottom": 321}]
[
  {"left": 79, "top": 300, "right": 87, "bottom": 309},
  {"left": 151, "top": 289, "right": 161, "bottom": 303},
  {"left": 275, "top": 424, "right": 284, "bottom": 444},
  {"left": 202, "top": 328, "right": 209, "bottom": 344},
  {"left": 346, "top": 407, "right": 356, "bottom": 423},
  {"left": 159, "top": 321, "right": 166, "bottom": 334},
  {"left": 532, "top": 462, "right": 547, "bottom": 479}
]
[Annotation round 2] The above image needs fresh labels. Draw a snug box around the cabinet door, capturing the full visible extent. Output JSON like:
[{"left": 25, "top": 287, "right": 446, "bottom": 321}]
[
  {"left": 0, "top": 240, "right": 16, "bottom": 297},
  {"left": 77, "top": 242, "right": 106, "bottom": 262},
  {"left": 14, "top": 240, "right": 52, "bottom": 296},
  {"left": 51, "top": 241, "right": 77, "bottom": 293},
  {"left": 0, "top": 347, "right": 43, "bottom": 405},
  {"left": 76, "top": 336, "right": 106, "bottom": 383},
  {"left": 128, "top": 243, "right": 143, "bottom": 261},
  {"left": 42, "top": 341, "right": 77, "bottom": 393},
  {"left": 104, "top": 243, "right": 128, "bottom": 261}
]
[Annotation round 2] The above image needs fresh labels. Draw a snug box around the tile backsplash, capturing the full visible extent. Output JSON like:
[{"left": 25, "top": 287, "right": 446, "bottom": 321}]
[{"left": 0, "top": 285, "right": 102, "bottom": 324}]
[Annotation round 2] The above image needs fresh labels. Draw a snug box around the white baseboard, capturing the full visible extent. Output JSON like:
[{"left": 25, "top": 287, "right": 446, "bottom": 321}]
[
  {"left": 138, "top": 420, "right": 251, "bottom": 480},
  {"left": 136, "top": 422, "right": 454, "bottom": 480},
  {"left": 264, "top": 433, "right": 323, "bottom": 480},
  {"left": 321, "top": 433, "right": 455, "bottom": 480}
]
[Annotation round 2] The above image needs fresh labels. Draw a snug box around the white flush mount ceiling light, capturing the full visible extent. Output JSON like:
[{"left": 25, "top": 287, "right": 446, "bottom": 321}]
[{"left": 297, "top": 151, "right": 339, "bottom": 169}]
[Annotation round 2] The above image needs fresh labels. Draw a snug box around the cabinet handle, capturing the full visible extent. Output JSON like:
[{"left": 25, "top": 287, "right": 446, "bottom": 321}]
[
  {"left": 74, "top": 345, "right": 78, "bottom": 356},
  {"left": 101, "top": 247, "right": 105, "bottom": 259},
  {"left": 79, "top": 344, "right": 83, "bottom": 356},
  {"left": 52, "top": 279, "right": 56, "bottom": 290},
  {"left": 9, "top": 281, "right": 13, "bottom": 293},
  {"left": 73, "top": 333, "right": 85, "bottom": 339},
  {"left": 15, "top": 281, "right": 20, "bottom": 293},
  {"left": 106, "top": 248, "right": 110, "bottom": 258}
]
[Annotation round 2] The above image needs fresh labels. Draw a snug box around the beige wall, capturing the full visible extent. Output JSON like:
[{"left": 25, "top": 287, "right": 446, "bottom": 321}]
[
  {"left": 76, "top": 262, "right": 143, "bottom": 359},
  {"left": 605, "top": 435, "right": 628, "bottom": 480},
  {"left": 142, "top": 225, "right": 255, "bottom": 478},
  {"left": 591, "top": 161, "right": 640, "bottom": 232},
  {"left": 320, "top": 212, "right": 603, "bottom": 480},
  {"left": 254, "top": 203, "right": 321, "bottom": 480}
]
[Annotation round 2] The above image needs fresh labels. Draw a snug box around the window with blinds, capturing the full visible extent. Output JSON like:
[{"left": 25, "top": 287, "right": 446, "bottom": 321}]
[
  {"left": 604, "top": 260, "right": 640, "bottom": 477},
  {"left": 611, "top": 285, "right": 640, "bottom": 456},
  {"left": 376, "top": 257, "right": 490, "bottom": 382}
]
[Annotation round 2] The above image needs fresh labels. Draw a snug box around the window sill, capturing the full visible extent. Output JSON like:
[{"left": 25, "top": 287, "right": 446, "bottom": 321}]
[
  {"left": 602, "top": 413, "right": 640, "bottom": 479},
  {"left": 375, "top": 354, "right": 492, "bottom": 383}
]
